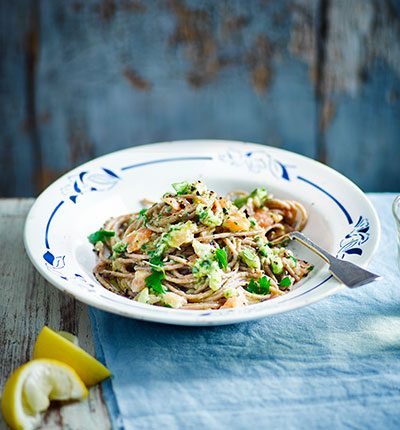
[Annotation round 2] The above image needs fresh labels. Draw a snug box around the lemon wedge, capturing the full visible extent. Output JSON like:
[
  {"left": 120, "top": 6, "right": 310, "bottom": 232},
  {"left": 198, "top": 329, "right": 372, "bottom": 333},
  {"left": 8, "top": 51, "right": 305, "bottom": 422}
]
[
  {"left": 1, "top": 358, "right": 87, "bottom": 430},
  {"left": 33, "top": 326, "right": 111, "bottom": 387}
]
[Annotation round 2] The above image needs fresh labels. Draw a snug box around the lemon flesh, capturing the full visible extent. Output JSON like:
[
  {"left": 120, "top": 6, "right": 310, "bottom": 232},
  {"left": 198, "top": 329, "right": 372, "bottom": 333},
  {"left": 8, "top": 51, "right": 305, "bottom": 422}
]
[
  {"left": 1, "top": 358, "right": 87, "bottom": 430},
  {"left": 33, "top": 326, "right": 111, "bottom": 387},
  {"left": 57, "top": 330, "right": 79, "bottom": 345}
]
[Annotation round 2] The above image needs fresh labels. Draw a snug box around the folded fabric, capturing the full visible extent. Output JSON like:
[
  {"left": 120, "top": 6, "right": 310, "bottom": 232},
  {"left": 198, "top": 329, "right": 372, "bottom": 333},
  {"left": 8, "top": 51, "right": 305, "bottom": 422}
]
[{"left": 90, "top": 193, "right": 400, "bottom": 430}]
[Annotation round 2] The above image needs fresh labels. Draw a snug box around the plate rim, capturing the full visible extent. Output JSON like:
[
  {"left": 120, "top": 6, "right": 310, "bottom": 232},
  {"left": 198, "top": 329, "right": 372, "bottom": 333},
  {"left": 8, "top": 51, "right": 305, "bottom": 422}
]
[{"left": 24, "top": 140, "right": 381, "bottom": 326}]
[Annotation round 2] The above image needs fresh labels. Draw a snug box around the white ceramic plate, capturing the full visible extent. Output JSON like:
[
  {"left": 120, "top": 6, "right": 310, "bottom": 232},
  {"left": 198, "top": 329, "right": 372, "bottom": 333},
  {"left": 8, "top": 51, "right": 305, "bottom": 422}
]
[{"left": 24, "top": 140, "right": 380, "bottom": 326}]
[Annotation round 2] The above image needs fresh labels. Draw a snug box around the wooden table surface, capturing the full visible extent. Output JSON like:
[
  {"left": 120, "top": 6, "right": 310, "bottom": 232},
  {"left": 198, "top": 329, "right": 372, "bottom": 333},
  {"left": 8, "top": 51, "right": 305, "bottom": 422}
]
[
  {"left": 1, "top": 1, "right": 400, "bottom": 197},
  {"left": 0, "top": 199, "right": 111, "bottom": 430}
]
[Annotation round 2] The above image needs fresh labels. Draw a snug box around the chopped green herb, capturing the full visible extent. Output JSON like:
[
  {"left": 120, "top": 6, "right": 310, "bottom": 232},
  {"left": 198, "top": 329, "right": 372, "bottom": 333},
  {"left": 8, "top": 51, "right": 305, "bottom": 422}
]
[
  {"left": 149, "top": 255, "right": 164, "bottom": 271},
  {"left": 112, "top": 242, "right": 128, "bottom": 254},
  {"left": 307, "top": 265, "right": 314, "bottom": 271},
  {"left": 290, "top": 256, "right": 298, "bottom": 264},
  {"left": 172, "top": 181, "right": 190, "bottom": 195},
  {"left": 247, "top": 279, "right": 258, "bottom": 293},
  {"left": 233, "top": 187, "right": 269, "bottom": 209},
  {"left": 279, "top": 276, "right": 291, "bottom": 287},
  {"left": 148, "top": 241, "right": 167, "bottom": 259},
  {"left": 247, "top": 276, "right": 270, "bottom": 295},
  {"left": 145, "top": 250, "right": 167, "bottom": 294},
  {"left": 233, "top": 195, "right": 249, "bottom": 208},
  {"left": 258, "top": 276, "right": 270, "bottom": 293},
  {"left": 192, "top": 257, "right": 211, "bottom": 276},
  {"left": 215, "top": 248, "right": 228, "bottom": 270},
  {"left": 112, "top": 241, "right": 128, "bottom": 254},
  {"left": 88, "top": 229, "right": 115, "bottom": 245},
  {"left": 198, "top": 210, "right": 207, "bottom": 221},
  {"left": 145, "top": 271, "right": 166, "bottom": 295},
  {"left": 138, "top": 208, "right": 148, "bottom": 223},
  {"left": 250, "top": 187, "right": 269, "bottom": 208}
]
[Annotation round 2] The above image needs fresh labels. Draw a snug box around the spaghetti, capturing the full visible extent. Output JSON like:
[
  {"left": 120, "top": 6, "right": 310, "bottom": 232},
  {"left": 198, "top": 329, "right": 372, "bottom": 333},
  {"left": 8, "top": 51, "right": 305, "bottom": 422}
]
[{"left": 90, "top": 181, "right": 313, "bottom": 310}]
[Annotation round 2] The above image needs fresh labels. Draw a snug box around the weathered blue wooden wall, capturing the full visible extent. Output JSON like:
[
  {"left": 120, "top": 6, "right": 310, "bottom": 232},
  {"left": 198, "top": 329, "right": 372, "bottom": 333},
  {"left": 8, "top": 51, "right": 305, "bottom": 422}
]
[{"left": 0, "top": 0, "right": 399, "bottom": 196}]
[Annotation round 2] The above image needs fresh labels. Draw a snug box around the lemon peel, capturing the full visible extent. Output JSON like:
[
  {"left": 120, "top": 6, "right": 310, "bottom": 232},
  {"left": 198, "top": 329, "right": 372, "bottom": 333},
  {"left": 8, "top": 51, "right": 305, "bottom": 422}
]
[{"left": 33, "top": 326, "right": 111, "bottom": 387}]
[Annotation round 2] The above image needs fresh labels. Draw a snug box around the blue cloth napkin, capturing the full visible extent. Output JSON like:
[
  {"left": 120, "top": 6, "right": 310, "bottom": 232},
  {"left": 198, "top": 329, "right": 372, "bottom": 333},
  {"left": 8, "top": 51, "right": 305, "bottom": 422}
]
[{"left": 90, "top": 194, "right": 400, "bottom": 430}]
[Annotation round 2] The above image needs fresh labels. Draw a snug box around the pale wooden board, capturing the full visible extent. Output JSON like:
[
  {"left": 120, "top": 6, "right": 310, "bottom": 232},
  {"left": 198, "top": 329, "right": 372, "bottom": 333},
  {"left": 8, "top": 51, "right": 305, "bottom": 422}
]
[{"left": 0, "top": 199, "right": 111, "bottom": 430}]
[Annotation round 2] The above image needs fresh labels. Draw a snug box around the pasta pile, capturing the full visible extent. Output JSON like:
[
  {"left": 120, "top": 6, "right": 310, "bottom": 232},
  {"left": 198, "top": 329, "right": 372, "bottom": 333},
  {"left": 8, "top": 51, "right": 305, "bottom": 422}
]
[{"left": 89, "top": 181, "right": 313, "bottom": 310}]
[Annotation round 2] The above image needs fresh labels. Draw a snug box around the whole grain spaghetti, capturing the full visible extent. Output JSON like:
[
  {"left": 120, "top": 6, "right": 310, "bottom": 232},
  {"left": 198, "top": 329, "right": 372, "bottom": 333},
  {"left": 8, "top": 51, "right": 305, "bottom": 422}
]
[{"left": 89, "top": 181, "right": 313, "bottom": 310}]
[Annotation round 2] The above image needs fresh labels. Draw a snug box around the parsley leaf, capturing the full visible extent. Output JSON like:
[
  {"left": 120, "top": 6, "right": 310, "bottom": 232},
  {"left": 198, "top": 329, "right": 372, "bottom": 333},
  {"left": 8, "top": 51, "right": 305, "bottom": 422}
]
[
  {"left": 247, "top": 276, "right": 270, "bottom": 295},
  {"left": 247, "top": 279, "right": 259, "bottom": 293},
  {"left": 279, "top": 276, "right": 291, "bottom": 287},
  {"left": 88, "top": 229, "right": 115, "bottom": 245},
  {"left": 215, "top": 248, "right": 228, "bottom": 270},
  {"left": 138, "top": 208, "right": 148, "bottom": 223},
  {"left": 172, "top": 181, "right": 190, "bottom": 195},
  {"left": 258, "top": 276, "right": 270, "bottom": 293},
  {"left": 145, "top": 271, "right": 166, "bottom": 295},
  {"left": 145, "top": 253, "right": 166, "bottom": 294},
  {"left": 149, "top": 255, "right": 164, "bottom": 271}
]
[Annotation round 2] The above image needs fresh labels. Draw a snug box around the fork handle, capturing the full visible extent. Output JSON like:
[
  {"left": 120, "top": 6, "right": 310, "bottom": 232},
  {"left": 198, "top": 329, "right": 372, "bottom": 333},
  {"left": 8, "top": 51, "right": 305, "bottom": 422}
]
[{"left": 289, "top": 232, "right": 333, "bottom": 264}]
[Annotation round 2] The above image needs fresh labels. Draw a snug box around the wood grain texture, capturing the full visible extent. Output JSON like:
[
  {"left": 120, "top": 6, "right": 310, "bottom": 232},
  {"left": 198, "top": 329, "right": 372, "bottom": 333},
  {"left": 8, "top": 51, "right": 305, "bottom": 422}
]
[
  {"left": 322, "top": 0, "right": 400, "bottom": 192},
  {"left": 0, "top": 0, "right": 37, "bottom": 196},
  {"left": 0, "top": 0, "right": 399, "bottom": 196},
  {"left": 0, "top": 199, "right": 111, "bottom": 430}
]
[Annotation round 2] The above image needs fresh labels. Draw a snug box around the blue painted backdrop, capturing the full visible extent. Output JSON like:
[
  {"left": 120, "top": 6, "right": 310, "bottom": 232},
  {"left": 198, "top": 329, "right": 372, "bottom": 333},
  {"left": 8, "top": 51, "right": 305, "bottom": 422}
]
[{"left": 0, "top": 0, "right": 399, "bottom": 196}]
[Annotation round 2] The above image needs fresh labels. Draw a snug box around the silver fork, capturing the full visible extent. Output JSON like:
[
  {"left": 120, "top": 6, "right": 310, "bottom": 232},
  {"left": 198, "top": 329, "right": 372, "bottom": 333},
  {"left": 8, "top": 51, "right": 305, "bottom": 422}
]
[{"left": 289, "top": 231, "right": 382, "bottom": 288}]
